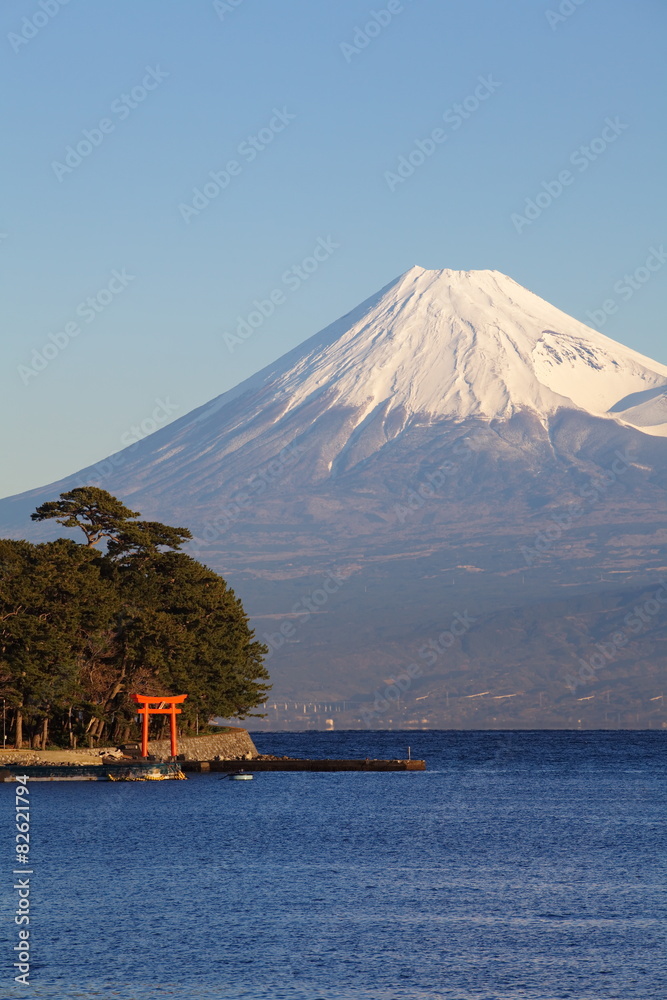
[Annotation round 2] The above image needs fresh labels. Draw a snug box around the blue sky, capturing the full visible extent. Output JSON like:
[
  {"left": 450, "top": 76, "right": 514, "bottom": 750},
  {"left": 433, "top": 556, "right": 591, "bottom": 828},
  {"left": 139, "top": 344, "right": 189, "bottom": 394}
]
[{"left": 1, "top": 0, "right": 665, "bottom": 497}]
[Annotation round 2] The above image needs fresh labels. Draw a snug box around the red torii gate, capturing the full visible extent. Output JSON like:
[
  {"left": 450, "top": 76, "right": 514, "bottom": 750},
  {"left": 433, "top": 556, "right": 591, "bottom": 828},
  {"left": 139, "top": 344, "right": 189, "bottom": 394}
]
[{"left": 131, "top": 693, "right": 188, "bottom": 758}]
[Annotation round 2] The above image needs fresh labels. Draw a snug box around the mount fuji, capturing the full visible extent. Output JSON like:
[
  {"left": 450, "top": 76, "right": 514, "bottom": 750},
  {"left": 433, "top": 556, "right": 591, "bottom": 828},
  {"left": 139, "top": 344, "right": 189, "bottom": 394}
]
[{"left": 3, "top": 267, "right": 667, "bottom": 729}]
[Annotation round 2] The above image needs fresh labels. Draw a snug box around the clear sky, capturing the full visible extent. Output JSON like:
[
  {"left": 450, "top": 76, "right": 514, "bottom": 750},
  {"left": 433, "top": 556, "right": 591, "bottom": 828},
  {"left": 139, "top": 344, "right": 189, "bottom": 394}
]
[{"left": 1, "top": 0, "right": 665, "bottom": 497}]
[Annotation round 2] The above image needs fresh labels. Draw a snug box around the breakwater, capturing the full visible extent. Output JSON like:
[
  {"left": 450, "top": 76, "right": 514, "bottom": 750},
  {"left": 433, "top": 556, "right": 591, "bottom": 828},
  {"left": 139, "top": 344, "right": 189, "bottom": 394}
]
[
  {"left": 184, "top": 757, "right": 426, "bottom": 772},
  {"left": 148, "top": 726, "right": 258, "bottom": 761}
]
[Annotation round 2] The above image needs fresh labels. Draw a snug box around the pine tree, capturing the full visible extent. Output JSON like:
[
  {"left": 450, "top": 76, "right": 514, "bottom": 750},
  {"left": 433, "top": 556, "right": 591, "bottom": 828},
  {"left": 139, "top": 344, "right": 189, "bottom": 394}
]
[{"left": 0, "top": 488, "right": 269, "bottom": 746}]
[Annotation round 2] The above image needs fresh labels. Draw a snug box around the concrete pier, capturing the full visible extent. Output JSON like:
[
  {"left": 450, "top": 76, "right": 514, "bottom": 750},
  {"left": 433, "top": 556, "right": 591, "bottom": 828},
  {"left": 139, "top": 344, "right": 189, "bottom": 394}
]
[{"left": 183, "top": 758, "right": 426, "bottom": 772}]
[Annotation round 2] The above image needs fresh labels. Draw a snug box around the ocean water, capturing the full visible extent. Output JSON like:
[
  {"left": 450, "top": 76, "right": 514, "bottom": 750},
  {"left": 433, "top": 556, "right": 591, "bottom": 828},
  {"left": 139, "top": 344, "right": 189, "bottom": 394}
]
[{"left": 2, "top": 730, "right": 666, "bottom": 1000}]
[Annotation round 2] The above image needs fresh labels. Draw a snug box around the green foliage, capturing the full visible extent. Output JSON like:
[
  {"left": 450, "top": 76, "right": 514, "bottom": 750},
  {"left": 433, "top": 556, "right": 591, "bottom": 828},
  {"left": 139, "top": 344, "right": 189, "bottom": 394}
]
[
  {"left": 0, "top": 489, "right": 269, "bottom": 748},
  {"left": 31, "top": 486, "right": 140, "bottom": 547}
]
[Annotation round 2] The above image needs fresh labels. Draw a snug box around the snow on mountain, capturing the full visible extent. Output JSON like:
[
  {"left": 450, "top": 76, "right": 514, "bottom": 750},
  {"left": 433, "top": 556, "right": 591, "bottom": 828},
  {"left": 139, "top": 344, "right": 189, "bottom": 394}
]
[
  {"left": 3, "top": 265, "right": 667, "bottom": 728},
  {"left": 3, "top": 264, "right": 667, "bottom": 525},
  {"left": 193, "top": 265, "right": 667, "bottom": 449},
  {"left": 608, "top": 384, "right": 667, "bottom": 435}
]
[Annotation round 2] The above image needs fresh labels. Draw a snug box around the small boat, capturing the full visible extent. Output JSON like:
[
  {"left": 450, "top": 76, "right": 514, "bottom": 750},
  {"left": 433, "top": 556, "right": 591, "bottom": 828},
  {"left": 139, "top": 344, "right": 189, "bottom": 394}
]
[
  {"left": 224, "top": 771, "right": 254, "bottom": 781},
  {"left": 107, "top": 763, "right": 187, "bottom": 782}
]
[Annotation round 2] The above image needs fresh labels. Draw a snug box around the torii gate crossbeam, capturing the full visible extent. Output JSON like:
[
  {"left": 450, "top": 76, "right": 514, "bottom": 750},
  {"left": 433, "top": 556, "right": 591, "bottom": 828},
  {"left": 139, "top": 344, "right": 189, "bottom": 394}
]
[{"left": 130, "top": 694, "right": 188, "bottom": 758}]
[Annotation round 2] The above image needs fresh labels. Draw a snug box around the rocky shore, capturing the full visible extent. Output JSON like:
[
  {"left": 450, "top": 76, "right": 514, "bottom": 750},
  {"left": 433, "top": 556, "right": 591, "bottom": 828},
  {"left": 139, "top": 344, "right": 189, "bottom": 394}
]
[
  {"left": 0, "top": 747, "right": 127, "bottom": 766},
  {"left": 0, "top": 728, "right": 258, "bottom": 766}
]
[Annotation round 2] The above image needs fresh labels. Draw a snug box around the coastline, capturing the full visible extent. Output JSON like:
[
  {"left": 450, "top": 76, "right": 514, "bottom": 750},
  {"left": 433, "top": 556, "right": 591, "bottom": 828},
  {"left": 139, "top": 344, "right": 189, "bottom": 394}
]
[{"left": 0, "top": 727, "right": 259, "bottom": 766}]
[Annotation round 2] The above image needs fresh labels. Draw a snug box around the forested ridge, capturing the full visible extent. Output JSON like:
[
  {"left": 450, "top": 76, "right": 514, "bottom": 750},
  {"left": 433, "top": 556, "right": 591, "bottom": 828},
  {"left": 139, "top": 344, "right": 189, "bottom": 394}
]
[{"left": 0, "top": 488, "right": 269, "bottom": 749}]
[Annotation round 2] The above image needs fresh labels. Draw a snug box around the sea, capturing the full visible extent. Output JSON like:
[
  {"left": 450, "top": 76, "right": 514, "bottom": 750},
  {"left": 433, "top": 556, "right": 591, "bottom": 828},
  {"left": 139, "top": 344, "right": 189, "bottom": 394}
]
[{"left": 2, "top": 730, "right": 666, "bottom": 1000}]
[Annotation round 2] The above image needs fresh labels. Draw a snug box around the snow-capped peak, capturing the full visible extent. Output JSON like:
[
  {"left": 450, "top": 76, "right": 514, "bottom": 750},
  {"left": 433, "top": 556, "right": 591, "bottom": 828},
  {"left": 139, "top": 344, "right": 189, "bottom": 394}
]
[{"left": 210, "top": 265, "right": 667, "bottom": 437}]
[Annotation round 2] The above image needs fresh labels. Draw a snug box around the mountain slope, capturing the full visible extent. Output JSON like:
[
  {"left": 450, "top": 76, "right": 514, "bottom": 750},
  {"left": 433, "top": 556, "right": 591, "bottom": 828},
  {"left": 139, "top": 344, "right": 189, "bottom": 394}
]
[
  {"left": 2, "top": 267, "right": 667, "bottom": 729},
  {"left": 247, "top": 265, "right": 667, "bottom": 428}
]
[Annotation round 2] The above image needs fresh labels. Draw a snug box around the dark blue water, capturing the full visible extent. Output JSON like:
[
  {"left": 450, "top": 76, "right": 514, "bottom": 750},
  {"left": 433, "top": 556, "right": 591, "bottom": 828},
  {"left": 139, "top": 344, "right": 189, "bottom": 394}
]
[{"left": 2, "top": 731, "right": 666, "bottom": 1000}]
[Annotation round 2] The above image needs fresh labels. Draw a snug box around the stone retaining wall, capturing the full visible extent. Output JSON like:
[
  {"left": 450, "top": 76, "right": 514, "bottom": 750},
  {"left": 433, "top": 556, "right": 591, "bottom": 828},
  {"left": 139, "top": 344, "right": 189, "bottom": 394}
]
[{"left": 147, "top": 727, "right": 258, "bottom": 761}]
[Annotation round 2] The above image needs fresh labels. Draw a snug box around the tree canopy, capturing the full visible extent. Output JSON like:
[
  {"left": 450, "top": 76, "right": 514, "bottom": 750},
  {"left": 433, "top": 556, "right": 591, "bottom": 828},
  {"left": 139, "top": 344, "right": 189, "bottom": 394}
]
[
  {"left": 1, "top": 488, "right": 269, "bottom": 749},
  {"left": 31, "top": 486, "right": 141, "bottom": 547}
]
